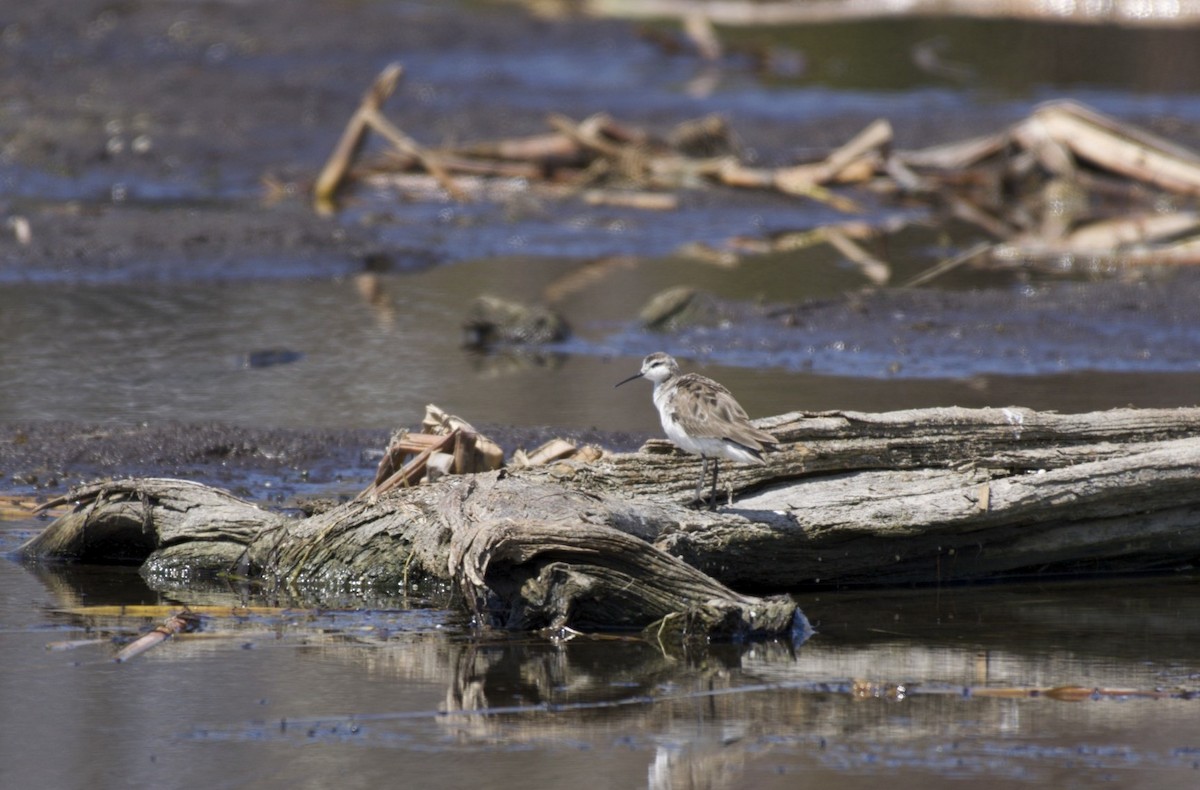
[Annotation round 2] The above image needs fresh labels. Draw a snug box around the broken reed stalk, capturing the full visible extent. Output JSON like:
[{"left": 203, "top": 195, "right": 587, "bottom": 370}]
[
  {"left": 823, "top": 228, "right": 890, "bottom": 284},
  {"left": 1029, "top": 102, "right": 1200, "bottom": 194},
  {"left": 313, "top": 63, "right": 404, "bottom": 206},
  {"left": 313, "top": 62, "right": 468, "bottom": 207},
  {"left": 358, "top": 105, "right": 469, "bottom": 201},
  {"left": 359, "top": 429, "right": 461, "bottom": 502},
  {"left": 901, "top": 240, "right": 993, "bottom": 287}
]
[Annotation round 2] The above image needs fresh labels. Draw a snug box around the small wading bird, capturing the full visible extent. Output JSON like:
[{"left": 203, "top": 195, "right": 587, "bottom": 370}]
[{"left": 615, "top": 352, "right": 778, "bottom": 508}]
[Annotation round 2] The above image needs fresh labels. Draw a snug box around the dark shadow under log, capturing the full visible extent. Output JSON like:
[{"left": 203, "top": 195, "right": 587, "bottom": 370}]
[{"left": 16, "top": 406, "right": 1200, "bottom": 637}]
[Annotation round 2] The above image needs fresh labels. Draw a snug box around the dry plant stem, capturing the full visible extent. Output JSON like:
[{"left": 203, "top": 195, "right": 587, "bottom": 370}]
[
  {"left": 311, "top": 61, "right": 467, "bottom": 204},
  {"left": 455, "top": 132, "right": 580, "bottom": 162},
  {"left": 682, "top": 12, "right": 722, "bottom": 60},
  {"left": 785, "top": 118, "right": 893, "bottom": 186},
  {"left": 824, "top": 228, "right": 890, "bottom": 284},
  {"left": 360, "top": 430, "right": 460, "bottom": 501},
  {"left": 546, "top": 113, "right": 627, "bottom": 159},
  {"left": 1027, "top": 102, "right": 1200, "bottom": 193},
  {"left": 421, "top": 154, "right": 543, "bottom": 179},
  {"left": 901, "top": 240, "right": 993, "bottom": 287},
  {"left": 582, "top": 190, "right": 679, "bottom": 210},
  {"left": 359, "top": 106, "right": 469, "bottom": 201},
  {"left": 313, "top": 63, "right": 404, "bottom": 204}
]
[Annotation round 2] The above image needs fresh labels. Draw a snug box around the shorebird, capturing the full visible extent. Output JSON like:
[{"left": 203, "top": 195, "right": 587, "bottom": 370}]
[{"left": 615, "top": 352, "right": 777, "bottom": 508}]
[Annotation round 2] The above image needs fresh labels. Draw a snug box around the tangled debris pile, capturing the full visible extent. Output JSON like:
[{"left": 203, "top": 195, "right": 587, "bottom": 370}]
[
  {"left": 316, "top": 65, "right": 1200, "bottom": 281},
  {"left": 359, "top": 404, "right": 604, "bottom": 501}
]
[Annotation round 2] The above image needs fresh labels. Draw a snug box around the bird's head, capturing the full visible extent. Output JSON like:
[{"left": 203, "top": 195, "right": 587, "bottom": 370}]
[{"left": 615, "top": 352, "right": 678, "bottom": 388}]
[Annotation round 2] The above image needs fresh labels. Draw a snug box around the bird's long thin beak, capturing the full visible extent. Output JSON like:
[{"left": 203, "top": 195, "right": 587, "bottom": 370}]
[{"left": 614, "top": 371, "right": 643, "bottom": 388}]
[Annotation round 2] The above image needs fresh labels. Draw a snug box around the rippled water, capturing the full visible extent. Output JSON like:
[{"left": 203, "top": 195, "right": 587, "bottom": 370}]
[
  {"left": 2, "top": 523, "right": 1198, "bottom": 788},
  {"left": 3, "top": 248, "right": 1200, "bottom": 435}
]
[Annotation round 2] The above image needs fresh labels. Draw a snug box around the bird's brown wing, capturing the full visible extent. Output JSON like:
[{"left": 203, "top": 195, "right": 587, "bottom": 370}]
[{"left": 671, "top": 374, "right": 778, "bottom": 451}]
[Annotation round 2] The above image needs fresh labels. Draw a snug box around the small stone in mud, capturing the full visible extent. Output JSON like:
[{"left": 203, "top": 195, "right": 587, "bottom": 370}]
[
  {"left": 638, "top": 285, "right": 724, "bottom": 330},
  {"left": 237, "top": 349, "right": 305, "bottom": 369}
]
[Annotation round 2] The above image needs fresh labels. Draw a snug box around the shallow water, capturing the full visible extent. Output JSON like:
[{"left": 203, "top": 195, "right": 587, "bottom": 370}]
[
  {"left": 3, "top": 248, "right": 1199, "bottom": 434},
  {"left": 2, "top": 523, "right": 1198, "bottom": 789}
]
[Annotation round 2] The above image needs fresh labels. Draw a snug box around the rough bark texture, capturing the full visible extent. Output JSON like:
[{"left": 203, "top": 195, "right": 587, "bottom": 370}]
[{"left": 16, "top": 406, "right": 1200, "bottom": 635}]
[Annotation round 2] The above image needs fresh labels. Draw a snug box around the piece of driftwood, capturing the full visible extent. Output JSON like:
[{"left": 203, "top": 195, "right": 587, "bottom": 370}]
[
  {"left": 18, "top": 406, "right": 1200, "bottom": 635},
  {"left": 114, "top": 609, "right": 201, "bottom": 663}
]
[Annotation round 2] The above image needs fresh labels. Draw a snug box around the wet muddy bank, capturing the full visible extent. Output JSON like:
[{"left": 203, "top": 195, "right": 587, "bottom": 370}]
[
  {"left": 0, "top": 0, "right": 886, "bottom": 282},
  {"left": 0, "top": 421, "right": 646, "bottom": 502},
  {"left": 606, "top": 269, "right": 1200, "bottom": 378}
]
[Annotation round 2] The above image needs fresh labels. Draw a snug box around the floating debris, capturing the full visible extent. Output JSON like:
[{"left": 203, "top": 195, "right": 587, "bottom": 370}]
[{"left": 114, "top": 609, "right": 202, "bottom": 663}]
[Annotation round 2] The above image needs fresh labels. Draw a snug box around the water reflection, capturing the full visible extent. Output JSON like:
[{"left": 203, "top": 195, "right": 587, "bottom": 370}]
[
  {"left": 4, "top": 245, "right": 1200, "bottom": 435},
  {"left": 713, "top": 17, "right": 1200, "bottom": 96},
  {"left": 3, "top": 548, "right": 1198, "bottom": 788}
]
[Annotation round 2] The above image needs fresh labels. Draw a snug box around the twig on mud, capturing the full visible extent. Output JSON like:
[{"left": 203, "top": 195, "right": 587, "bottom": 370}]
[
  {"left": 824, "top": 227, "right": 890, "bottom": 285},
  {"left": 358, "top": 105, "right": 469, "bottom": 202},
  {"left": 582, "top": 189, "right": 679, "bottom": 210},
  {"left": 774, "top": 118, "right": 892, "bottom": 193},
  {"left": 901, "top": 241, "right": 993, "bottom": 287}
]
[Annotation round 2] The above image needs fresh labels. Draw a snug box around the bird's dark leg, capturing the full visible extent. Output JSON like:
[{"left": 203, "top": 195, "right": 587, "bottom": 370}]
[
  {"left": 695, "top": 457, "right": 709, "bottom": 504},
  {"left": 708, "top": 458, "right": 720, "bottom": 510}
]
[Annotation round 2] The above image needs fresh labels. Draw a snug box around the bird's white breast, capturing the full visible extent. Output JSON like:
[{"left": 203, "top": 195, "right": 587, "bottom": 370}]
[{"left": 653, "top": 381, "right": 760, "bottom": 462}]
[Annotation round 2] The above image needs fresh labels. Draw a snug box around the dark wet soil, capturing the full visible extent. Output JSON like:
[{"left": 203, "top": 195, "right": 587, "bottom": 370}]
[{"left": 0, "top": 421, "right": 647, "bottom": 504}]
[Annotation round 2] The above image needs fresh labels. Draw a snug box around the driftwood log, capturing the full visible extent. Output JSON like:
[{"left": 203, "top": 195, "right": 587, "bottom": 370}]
[{"left": 17, "top": 406, "right": 1200, "bottom": 638}]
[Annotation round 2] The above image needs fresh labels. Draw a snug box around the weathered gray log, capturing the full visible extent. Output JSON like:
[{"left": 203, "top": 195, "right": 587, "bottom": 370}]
[
  {"left": 449, "top": 517, "right": 800, "bottom": 639},
  {"left": 17, "top": 406, "right": 1200, "bottom": 634},
  {"left": 18, "top": 474, "right": 804, "bottom": 639},
  {"left": 19, "top": 479, "right": 283, "bottom": 568}
]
